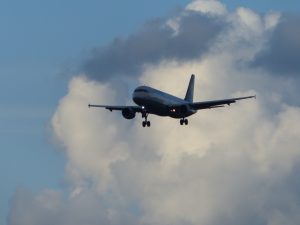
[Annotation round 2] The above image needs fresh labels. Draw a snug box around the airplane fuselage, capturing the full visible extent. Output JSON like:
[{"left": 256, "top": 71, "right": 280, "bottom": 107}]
[{"left": 132, "top": 86, "right": 196, "bottom": 118}]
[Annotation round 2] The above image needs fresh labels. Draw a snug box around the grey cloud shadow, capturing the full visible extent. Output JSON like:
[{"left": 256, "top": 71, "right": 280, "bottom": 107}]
[
  {"left": 81, "top": 14, "right": 226, "bottom": 82},
  {"left": 251, "top": 14, "right": 300, "bottom": 76}
]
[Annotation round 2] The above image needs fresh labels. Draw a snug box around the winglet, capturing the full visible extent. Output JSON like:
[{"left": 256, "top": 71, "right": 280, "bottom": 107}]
[{"left": 184, "top": 74, "right": 195, "bottom": 103}]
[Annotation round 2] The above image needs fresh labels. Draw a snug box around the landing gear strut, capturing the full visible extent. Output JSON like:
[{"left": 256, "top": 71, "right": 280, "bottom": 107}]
[
  {"left": 180, "top": 118, "right": 188, "bottom": 125},
  {"left": 142, "top": 112, "right": 151, "bottom": 127}
]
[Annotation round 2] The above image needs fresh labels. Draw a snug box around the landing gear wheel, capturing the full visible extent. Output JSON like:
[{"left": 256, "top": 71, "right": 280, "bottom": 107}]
[
  {"left": 180, "top": 118, "right": 188, "bottom": 125},
  {"left": 184, "top": 119, "right": 188, "bottom": 125},
  {"left": 142, "top": 121, "right": 146, "bottom": 127},
  {"left": 147, "top": 121, "right": 151, "bottom": 127}
]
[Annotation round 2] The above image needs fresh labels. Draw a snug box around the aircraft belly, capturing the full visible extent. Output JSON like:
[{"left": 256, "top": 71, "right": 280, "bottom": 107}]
[
  {"left": 145, "top": 98, "right": 196, "bottom": 118},
  {"left": 169, "top": 111, "right": 195, "bottom": 118},
  {"left": 145, "top": 99, "right": 169, "bottom": 116}
]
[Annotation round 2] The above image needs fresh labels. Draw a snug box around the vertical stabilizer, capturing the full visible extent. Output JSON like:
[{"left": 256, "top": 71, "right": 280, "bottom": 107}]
[{"left": 184, "top": 74, "right": 195, "bottom": 102}]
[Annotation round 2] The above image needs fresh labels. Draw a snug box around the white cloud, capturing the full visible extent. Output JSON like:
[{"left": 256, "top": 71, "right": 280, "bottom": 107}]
[
  {"left": 167, "top": 0, "right": 228, "bottom": 35},
  {"left": 51, "top": 76, "right": 131, "bottom": 193},
  {"left": 264, "top": 11, "right": 281, "bottom": 30},
  {"left": 8, "top": 188, "right": 115, "bottom": 225},
  {"left": 186, "top": 0, "right": 228, "bottom": 16},
  {"left": 8, "top": 2, "right": 300, "bottom": 225},
  {"left": 166, "top": 17, "right": 181, "bottom": 36}
]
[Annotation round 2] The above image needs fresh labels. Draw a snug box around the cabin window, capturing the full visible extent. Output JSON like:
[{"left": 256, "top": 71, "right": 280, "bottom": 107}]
[{"left": 135, "top": 89, "right": 148, "bottom": 93}]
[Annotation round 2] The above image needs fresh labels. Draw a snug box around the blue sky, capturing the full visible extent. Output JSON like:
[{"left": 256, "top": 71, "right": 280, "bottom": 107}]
[
  {"left": 0, "top": 1, "right": 189, "bottom": 223},
  {"left": 224, "top": 0, "right": 300, "bottom": 12},
  {"left": 1, "top": 0, "right": 300, "bottom": 224}
]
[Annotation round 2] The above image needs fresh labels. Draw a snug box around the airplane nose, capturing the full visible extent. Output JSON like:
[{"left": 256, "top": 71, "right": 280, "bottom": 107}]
[
  {"left": 132, "top": 92, "right": 142, "bottom": 105},
  {"left": 132, "top": 91, "right": 137, "bottom": 99},
  {"left": 132, "top": 92, "right": 138, "bottom": 101}
]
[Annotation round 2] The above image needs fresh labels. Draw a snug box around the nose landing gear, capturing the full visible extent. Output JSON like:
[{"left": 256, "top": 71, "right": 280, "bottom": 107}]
[{"left": 180, "top": 118, "right": 188, "bottom": 125}]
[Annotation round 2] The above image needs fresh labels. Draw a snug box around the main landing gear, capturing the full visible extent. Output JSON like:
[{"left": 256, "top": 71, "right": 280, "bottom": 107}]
[
  {"left": 142, "top": 112, "right": 151, "bottom": 127},
  {"left": 180, "top": 118, "right": 188, "bottom": 125},
  {"left": 142, "top": 120, "right": 151, "bottom": 127}
]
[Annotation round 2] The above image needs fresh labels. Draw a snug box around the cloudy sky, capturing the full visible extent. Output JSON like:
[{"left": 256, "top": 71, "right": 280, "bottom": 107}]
[{"left": 1, "top": 0, "right": 300, "bottom": 225}]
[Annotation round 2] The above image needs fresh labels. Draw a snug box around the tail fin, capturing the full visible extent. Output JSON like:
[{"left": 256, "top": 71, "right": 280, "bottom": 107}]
[{"left": 184, "top": 74, "right": 195, "bottom": 102}]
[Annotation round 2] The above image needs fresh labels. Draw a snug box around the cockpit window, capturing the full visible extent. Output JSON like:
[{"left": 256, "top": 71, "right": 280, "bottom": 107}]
[{"left": 135, "top": 89, "right": 148, "bottom": 93}]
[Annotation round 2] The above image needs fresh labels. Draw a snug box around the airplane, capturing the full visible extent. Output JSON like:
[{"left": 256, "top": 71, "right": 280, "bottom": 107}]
[{"left": 88, "top": 74, "right": 255, "bottom": 127}]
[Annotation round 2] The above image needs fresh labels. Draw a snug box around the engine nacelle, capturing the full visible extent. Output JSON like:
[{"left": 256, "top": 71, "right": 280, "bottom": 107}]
[{"left": 122, "top": 108, "right": 136, "bottom": 119}]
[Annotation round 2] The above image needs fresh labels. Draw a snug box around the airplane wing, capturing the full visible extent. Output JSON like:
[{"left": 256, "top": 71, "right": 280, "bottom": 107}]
[
  {"left": 190, "top": 95, "right": 256, "bottom": 110},
  {"left": 88, "top": 104, "right": 144, "bottom": 112}
]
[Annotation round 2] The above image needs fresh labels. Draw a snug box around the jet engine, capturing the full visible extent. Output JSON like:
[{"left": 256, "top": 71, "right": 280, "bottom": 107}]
[{"left": 122, "top": 108, "right": 136, "bottom": 119}]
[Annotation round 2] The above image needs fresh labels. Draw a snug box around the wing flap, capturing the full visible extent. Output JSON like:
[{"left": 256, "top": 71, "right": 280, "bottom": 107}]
[{"left": 88, "top": 104, "right": 143, "bottom": 112}]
